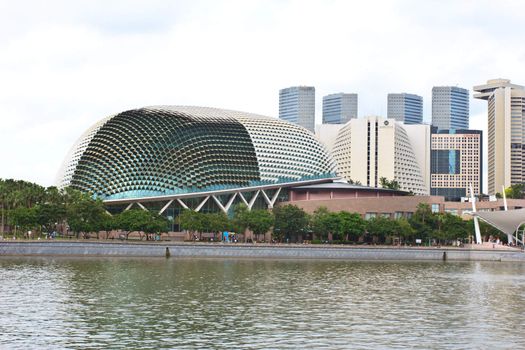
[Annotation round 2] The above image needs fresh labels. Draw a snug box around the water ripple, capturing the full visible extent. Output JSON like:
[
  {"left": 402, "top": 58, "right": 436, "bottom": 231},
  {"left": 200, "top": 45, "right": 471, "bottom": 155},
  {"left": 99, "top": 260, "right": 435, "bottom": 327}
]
[{"left": 0, "top": 258, "right": 524, "bottom": 349}]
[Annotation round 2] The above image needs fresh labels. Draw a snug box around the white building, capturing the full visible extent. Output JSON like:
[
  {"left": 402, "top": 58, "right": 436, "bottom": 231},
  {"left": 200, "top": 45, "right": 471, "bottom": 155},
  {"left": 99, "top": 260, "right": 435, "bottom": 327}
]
[
  {"left": 473, "top": 79, "right": 525, "bottom": 195},
  {"left": 317, "top": 116, "right": 430, "bottom": 195}
]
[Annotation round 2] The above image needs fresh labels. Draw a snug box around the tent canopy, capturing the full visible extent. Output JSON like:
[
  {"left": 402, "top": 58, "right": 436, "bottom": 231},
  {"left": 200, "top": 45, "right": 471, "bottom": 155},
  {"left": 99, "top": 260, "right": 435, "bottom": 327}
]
[{"left": 475, "top": 208, "right": 525, "bottom": 235}]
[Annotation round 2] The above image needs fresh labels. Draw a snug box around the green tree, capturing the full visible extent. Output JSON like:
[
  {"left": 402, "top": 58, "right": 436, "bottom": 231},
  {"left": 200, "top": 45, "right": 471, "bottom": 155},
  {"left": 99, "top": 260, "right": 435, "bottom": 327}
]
[
  {"left": 206, "top": 212, "right": 231, "bottom": 240},
  {"left": 504, "top": 184, "right": 524, "bottom": 199},
  {"left": 247, "top": 209, "right": 274, "bottom": 242},
  {"left": 273, "top": 204, "right": 309, "bottom": 242},
  {"left": 232, "top": 204, "right": 250, "bottom": 237},
  {"left": 366, "top": 216, "right": 394, "bottom": 244},
  {"left": 116, "top": 209, "right": 167, "bottom": 240},
  {"left": 310, "top": 206, "right": 333, "bottom": 241},
  {"left": 396, "top": 218, "right": 415, "bottom": 243},
  {"left": 379, "top": 177, "right": 401, "bottom": 191},
  {"left": 67, "top": 194, "right": 108, "bottom": 238},
  {"left": 178, "top": 210, "right": 205, "bottom": 240},
  {"left": 409, "top": 203, "right": 434, "bottom": 243},
  {"left": 336, "top": 211, "right": 365, "bottom": 242},
  {"left": 8, "top": 207, "right": 37, "bottom": 236}
]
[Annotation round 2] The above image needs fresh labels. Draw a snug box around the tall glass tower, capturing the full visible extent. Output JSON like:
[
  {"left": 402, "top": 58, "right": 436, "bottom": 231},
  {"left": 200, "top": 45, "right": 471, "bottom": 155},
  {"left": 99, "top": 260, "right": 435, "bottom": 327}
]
[
  {"left": 387, "top": 93, "right": 423, "bottom": 124},
  {"left": 279, "top": 86, "right": 315, "bottom": 132},
  {"left": 322, "top": 93, "right": 358, "bottom": 124},
  {"left": 431, "top": 86, "right": 469, "bottom": 130}
]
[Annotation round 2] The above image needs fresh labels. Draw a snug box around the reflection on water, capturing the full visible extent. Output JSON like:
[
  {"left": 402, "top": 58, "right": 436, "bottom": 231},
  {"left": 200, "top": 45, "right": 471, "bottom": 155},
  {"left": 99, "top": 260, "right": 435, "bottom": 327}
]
[{"left": 1, "top": 258, "right": 524, "bottom": 349}]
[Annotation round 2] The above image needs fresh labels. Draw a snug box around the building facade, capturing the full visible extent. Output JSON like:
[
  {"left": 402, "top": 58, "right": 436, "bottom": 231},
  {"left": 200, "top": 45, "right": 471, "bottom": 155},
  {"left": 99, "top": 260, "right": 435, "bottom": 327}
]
[
  {"left": 322, "top": 93, "right": 358, "bottom": 124},
  {"left": 430, "top": 128, "right": 482, "bottom": 201},
  {"left": 57, "top": 106, "right": 338, "bottom": 217},
  {"left": 432, "top": 86, "right": 470, "bottom": 130},
  {"left": 474, "top": 79, "right": 525, "bottom": 195},
  {"left": 317, "top": 116, "right": 430, "bottom": 195},
  {"left": 387, "top": 93, "right": 423, "bottom": 124},
  {"left": 279, "top": 86, "right": 315, "bottom": 132}
]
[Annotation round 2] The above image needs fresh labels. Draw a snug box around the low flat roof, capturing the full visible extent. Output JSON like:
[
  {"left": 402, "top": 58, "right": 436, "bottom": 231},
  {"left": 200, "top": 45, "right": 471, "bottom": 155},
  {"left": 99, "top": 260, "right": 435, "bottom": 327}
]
[{"left": 290, "top": 182, "right": 409, "bottom": 195}]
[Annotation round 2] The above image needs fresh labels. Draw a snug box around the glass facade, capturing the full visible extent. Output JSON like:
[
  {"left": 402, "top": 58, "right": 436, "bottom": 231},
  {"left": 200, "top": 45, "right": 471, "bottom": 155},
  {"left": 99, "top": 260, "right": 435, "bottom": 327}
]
[
  {"left": 279, "top": 86, "right": 315, "bottom": 132},
  {"left": 387, "top": 93, "right": 423, "bottom": 125},
  {"left": 58, "top": 106, "right": 337, "bottom": 200},
  {"left": 322, "top": 93, "right": 358, "bottom": 124},
  {"left": 432, "top": 86, "right": 469, "bottom": 130}
]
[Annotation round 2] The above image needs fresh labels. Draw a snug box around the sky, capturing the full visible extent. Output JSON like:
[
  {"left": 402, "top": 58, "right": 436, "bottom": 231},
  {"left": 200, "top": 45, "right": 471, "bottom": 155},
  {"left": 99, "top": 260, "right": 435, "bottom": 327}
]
[{"left": 1, "top": 0, "right": 525, "bottom": 190}]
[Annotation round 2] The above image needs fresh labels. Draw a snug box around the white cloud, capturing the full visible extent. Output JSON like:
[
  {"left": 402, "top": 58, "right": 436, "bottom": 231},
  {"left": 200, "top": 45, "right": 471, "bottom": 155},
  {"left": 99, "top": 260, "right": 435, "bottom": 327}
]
[{"left": 0, "top": 0, "right": 524, "bottom": 190}]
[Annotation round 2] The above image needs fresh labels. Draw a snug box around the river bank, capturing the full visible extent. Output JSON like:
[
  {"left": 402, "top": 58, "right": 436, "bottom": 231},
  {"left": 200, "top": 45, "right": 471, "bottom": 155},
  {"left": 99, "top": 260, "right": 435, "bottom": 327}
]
[{"left": 1, "top": 241, "right": 524, "bottom": 262}]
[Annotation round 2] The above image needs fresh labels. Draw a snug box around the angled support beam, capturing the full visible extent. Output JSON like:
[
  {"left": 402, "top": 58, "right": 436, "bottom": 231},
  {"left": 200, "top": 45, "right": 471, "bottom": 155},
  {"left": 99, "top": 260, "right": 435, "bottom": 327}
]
[
  {"left": 124, "top": 203, "right": 134, "bottom": 211},
  {"left": 159, "top": 200, "right": 174, "bottom": 215},
  {"left": 248, "top": 190, "right": 260, "bottom": 211},
  {"left": 261, "top": 189, "right": 272, "bottom": 207},
  {"left": 238, "top": 192, "right": 249, "bottom": 206},
  {"left": 224, "top": 193, "right": 238, "bottom": 212},
  {"left": 195, "top": 196, "right": 210, "bottom": 212},
  {"left": 176, "top": 198, "right": 189, "bottom": 210},
  {"left": 270, "top": 187, "right": 282, "bottom": 208},
  {"left": 212, "top": 195, "right": 227, "bottom": 214},
  {"left": 136, "top": 202, "right": 147, "bottom": 211}
]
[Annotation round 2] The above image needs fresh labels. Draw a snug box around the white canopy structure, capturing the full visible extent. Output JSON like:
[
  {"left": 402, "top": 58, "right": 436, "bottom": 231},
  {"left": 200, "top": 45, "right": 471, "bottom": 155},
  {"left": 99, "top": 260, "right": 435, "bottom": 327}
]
[{"left": 474, "top": 208, "right": 525, "bottom": 244}]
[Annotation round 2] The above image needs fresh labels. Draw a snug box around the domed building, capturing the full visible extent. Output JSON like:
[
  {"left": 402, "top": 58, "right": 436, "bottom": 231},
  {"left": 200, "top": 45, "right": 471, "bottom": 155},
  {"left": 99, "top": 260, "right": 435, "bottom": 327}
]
[{"left": 57, "top": 106, "right": 337, "bottom": 213}]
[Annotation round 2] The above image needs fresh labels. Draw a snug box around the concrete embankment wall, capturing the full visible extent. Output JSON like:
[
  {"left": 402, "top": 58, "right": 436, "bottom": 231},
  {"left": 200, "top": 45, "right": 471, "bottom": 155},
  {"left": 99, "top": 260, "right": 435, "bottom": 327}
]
[{"left": 1, "top": 242, "right": 524, "bottom": 262}]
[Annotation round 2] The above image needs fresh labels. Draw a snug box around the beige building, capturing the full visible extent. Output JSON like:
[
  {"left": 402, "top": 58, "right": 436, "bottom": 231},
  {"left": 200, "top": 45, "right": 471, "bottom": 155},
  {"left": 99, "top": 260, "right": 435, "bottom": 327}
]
[
  {"left": 317, "top": 116, "right": 430, "bottom": 195},
  {"left": 430, "top": 128, "right": 482, "bottom": 200},
  {"left": 473, "top": 79, "right": 525, "bottom": 195}
]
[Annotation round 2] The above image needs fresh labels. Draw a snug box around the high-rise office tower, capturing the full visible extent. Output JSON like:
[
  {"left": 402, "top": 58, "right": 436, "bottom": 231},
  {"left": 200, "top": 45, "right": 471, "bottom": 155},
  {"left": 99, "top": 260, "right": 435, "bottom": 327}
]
[
  {"left": 387, "top": 93, "right": 423, "bottom": 124},
  {"left": 474, "top": 79, "right": 525, "bottom": 195},
  {"left": 432, "top": 86, "right": 469, "bottom": 130},
  {"left": 279, "top": 86, "right": 315, "bottom": 132},
  {"left": 322, "top": 93, "right": 358, "bottom": 124},
  {"left": 430, "top": 128, "right": 482, "bottom": 201}
]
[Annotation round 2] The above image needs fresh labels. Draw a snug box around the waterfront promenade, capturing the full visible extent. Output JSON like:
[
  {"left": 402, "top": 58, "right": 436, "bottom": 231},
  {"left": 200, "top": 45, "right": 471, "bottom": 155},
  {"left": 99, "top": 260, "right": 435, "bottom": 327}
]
[{"left": 1, "top": 240, "right": 524, "bottom": 262}]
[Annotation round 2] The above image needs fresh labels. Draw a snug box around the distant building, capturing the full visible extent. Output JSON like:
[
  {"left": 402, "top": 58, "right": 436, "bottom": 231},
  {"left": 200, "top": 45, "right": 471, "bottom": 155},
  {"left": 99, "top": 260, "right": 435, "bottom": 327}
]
[
  {"left": 317, "top": 116, "right": 430, "bottom": 195},
  {"left": 279, "top": 86, "right": 315, "bottom": 132},
  {"left": 474, "top": 78, "right": 525, "bottom": 195},
  {"left": 431, "top": 86, "right": 469, "bottom": 130},
  {"left": 322, "top": 93, "right": 358, "bottom": 124},
  {"left": 387, "top": 93, "right": 423, "bottom": 124},
  {"left": 430, "top": 128, "right": 482, "bottom": 201}
]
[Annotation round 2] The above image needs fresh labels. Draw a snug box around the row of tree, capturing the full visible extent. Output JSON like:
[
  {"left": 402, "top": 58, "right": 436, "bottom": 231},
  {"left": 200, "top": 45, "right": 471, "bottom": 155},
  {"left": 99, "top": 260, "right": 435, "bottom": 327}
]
[
  {"left": 0, "top": 179, "right": 168, "bottom": 239},
  {"left": 177, "top": 203, "right": 502, "bottom": 245},
  {"left": 2, "top": 178, "right": 503, "bottom": 244}
]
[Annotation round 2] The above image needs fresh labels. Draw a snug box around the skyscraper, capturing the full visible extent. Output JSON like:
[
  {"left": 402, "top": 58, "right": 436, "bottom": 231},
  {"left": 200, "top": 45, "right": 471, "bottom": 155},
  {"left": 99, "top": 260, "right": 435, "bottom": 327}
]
[
  {"left": 430, "top": 128, "right": 482, "bottom": 201},
  {"left": 279, "top": 86, "right": 315, "bottom": 132},
  {"left": 474, "top": 79, "right": 525, "bottom": 195},
  {"left": 387, "top": 93, "right": 423, "bottom": 124},
  {"left": 431, "top": 86, "right": 469, "bottom": 130},
  {"left": 322, "top": 93, "right": 358, "bottom": 124}
]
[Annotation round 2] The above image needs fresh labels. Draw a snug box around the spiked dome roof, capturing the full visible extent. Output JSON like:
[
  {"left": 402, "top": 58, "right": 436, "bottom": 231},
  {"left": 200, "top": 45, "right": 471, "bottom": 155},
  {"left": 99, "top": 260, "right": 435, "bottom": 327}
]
[{"left": 57, "top": 106, "right": 337, "bottom": 200}]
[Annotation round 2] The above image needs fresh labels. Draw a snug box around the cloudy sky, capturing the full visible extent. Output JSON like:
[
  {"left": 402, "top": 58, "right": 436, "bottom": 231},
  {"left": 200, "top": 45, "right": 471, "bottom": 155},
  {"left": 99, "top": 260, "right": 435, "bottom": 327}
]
[{"left": 1, "top": 0, "right": 524, "bottom": 190}]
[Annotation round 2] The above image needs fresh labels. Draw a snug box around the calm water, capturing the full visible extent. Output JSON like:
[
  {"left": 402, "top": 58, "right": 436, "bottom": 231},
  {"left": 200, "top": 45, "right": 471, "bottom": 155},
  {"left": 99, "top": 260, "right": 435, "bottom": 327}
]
[{"left": 0, "top": 258, "right": 524, "bottom": 349}]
